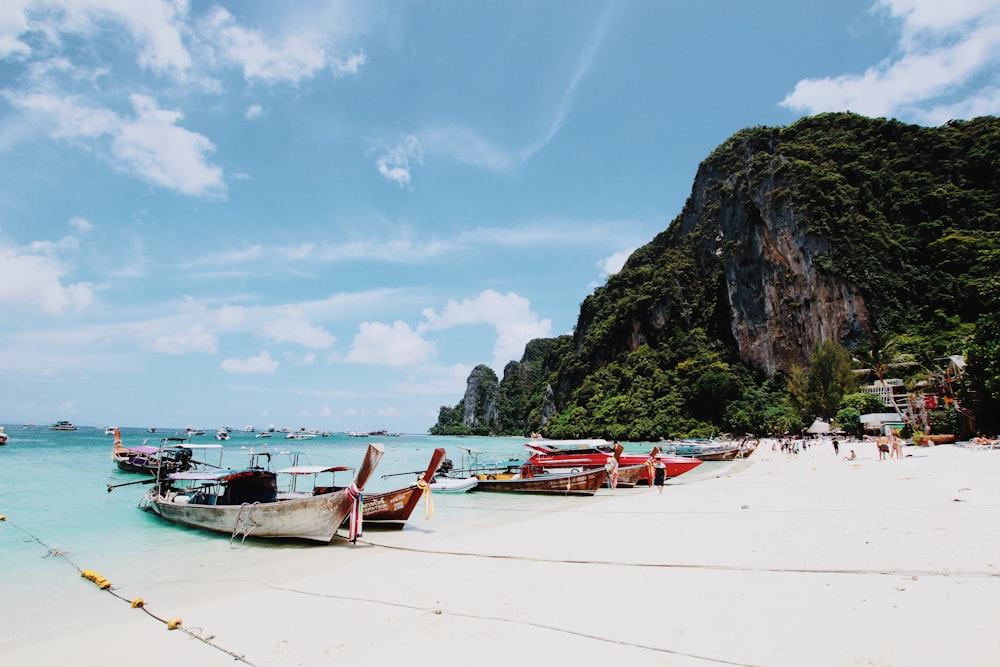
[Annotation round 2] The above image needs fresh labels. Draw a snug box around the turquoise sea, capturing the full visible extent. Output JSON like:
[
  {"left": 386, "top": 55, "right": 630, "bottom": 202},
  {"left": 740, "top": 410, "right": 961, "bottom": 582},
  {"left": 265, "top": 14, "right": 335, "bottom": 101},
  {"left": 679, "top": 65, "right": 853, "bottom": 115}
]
[{"left": 0, "top": 425, "right": 730, "bottom": 645}]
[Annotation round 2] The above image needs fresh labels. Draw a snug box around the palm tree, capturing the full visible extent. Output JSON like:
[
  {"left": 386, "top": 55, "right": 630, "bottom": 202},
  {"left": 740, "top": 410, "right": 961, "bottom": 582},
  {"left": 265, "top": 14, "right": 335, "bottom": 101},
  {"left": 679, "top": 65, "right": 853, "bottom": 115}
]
[{"left": 852, "top": 330, "right": 919, "bottom": 427}]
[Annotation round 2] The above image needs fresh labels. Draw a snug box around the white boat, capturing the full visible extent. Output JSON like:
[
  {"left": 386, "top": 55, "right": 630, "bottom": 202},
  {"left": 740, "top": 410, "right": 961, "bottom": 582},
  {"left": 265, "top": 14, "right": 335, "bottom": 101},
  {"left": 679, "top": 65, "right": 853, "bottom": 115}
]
[
  {"left": 427, "top": 476, "right": 478, "bottom": 493},
  {"left": 0, "top": 427, "right": 8, "bottom": 445},
  {"left": 244, "top": 425, "right": 255, "bottom": 432},
  {"left": 255, "top": 431, "right": 273, "bottom": 438},
  {"left": 215, "top": 428, "right": 230, "bottom": 441},
  {"left": 285, "top": 432, "right": 316, "bottom": 440},
  {"left": 140, "top": 443, "right": 384, "bottom": 543},
  {"left": 104, "top": 426, "right": 118, "bottom": 435}
]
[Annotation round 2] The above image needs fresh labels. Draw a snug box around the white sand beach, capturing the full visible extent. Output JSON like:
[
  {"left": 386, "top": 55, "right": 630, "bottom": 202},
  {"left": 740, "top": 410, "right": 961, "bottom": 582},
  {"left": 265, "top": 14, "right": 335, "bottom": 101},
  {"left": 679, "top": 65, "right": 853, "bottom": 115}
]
[{"left": 4, "top": 440, "right": 1000, "bottom": 666}]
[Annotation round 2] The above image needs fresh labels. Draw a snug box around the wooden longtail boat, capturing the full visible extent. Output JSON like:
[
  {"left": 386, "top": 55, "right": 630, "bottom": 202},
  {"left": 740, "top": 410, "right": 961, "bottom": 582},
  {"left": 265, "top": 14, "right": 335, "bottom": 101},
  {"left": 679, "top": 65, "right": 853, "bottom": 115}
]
[
  {"left": 112, "top": 430, "right": 221, "bottom": 475},
  {"left": 355, "top": 448, "right": 446, "bottom": 529},
  {"left": 471, "top": 465, "right": 608, "bottom": 496},
  {"left": 523, "top": 441, "right": 702, "bottom": 484},
  {"left": 140, "top": 443, "right": 384, "bottom": 543}
]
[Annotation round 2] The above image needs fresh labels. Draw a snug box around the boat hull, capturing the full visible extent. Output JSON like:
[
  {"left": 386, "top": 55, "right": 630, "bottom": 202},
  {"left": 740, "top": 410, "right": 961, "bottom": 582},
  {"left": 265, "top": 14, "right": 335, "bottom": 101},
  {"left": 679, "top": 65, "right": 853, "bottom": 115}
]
[
  {"left": 529, "top": 455, "right": 700, "bottom": 484},
  {"left": 472, "top": 467, "right": 608, "bottom": 496},
  {"left": 428, "top": 477, "right": 478, "bottom": 493},
  {"left": 147, "top": 491, "right": 357, "bottom": 542},
  {"left": 358, "top": 448, "right": 446, "bottom": 529},
  {"left": 142, "top": 443, "right": 384, "bottom": 543}
]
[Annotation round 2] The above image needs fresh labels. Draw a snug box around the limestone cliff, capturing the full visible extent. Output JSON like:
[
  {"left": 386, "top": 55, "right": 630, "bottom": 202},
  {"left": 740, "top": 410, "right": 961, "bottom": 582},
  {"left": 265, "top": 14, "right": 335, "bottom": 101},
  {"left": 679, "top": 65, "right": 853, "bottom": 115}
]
[{"left": 434, "top": 113, "right": 1000, "bottom": 438}]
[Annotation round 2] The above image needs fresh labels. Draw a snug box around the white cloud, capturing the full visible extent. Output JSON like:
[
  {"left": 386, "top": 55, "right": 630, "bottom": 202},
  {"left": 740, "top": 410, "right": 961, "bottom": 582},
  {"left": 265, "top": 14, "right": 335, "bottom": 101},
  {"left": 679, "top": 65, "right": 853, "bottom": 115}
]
[
  {"left": 246, "top": 104, "right": 263, "bottom": 119},
  {"left": 221, "top": 350, "right": 279, "bottom": 373},
  {"left": 207, "top": 8, "right": 364, "bottom": 85},
  {"left": 781, "top": 0, "right": 1000, "bottom": 122},
  {"left": 151, "top": 324, "right": 218, "bottom": 355},
  {"left": 376, "top": 135, "right": 423, "bottom": 188},
  {"left": 6, "top": 91, "right": 226, "bottom": 197},
  {"left": 69, "top": 216, "right": 93, "bottom": 233},
  {"left": 422, "top": 290, "right": 552, "bottom": 370},
  {"left": 0, "top": 244, "right": 94, "bottom": 315},
  {"left": 0, "top": 0, "right": 192, "bottom": 76},
  {"left": 258, "top": 310, "right": 335, "bottom": 349},
  {"left": 346, "top": 321, "right": 436, "bottom": 366},
  {"left": 112, "top": 94, "right": 225, "bottom": 197},
  {"left": 598, "top": 249, "right": 633, "bottom": 277},
  {"left": 0, "top": 3, "right": 30, "bottom": 58},
  {"left": 331, "top": 51, "right": 367, "bottom": 76}
]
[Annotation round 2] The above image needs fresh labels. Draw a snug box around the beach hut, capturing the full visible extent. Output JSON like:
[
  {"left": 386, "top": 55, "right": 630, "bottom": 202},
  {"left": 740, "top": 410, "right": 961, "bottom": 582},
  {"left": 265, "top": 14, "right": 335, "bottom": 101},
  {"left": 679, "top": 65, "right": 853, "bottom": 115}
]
[
  {"left": 807, "top": 418, "right": 830, "bottom": 435},
  {"left": 860, "top": 413, "right": 906, "bottom": 434}
]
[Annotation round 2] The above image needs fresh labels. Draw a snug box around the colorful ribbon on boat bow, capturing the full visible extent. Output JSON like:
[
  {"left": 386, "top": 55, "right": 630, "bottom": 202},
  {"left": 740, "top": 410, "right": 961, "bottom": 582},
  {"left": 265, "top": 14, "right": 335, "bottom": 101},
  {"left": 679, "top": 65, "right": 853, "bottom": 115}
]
[
  {"left": 346, "top": 483, "right": 364, "bottom": 543},
  {"left": 416, "top": 479, "right": 434, "bottom": 520}
]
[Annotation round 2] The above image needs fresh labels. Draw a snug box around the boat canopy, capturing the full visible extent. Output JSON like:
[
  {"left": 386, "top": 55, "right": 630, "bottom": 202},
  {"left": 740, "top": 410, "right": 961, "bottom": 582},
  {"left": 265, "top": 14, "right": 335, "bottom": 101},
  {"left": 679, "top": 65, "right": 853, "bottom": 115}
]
[
  {"left": 128, "top": 445, "right": 161, "bottom": 455},
  {"left": 168, "top": 469, "right": 273, "bottom": 482},
  {"left": 276, "top": 465, "right": 352, "bottom": 475}
]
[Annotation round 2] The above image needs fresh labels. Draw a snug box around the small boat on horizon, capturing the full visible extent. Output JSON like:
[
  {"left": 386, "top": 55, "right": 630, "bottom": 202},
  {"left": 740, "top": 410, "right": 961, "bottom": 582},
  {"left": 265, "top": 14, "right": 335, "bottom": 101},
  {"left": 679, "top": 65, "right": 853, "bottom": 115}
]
[{"left": 49, "top": 420, "right": 77, "bottom": 431}]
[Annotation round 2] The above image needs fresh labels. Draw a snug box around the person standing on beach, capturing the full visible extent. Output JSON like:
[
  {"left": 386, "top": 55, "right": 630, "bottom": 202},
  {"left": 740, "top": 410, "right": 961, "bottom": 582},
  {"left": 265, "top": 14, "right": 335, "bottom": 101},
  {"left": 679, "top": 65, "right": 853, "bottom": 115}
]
[
  {"left": 605, "top": 455, "right": 619, "bottom": 490},
  {"left": 653, "top": 457, "right": 667, "bottom": 493},
  {"left": 877, "top": 434, "right": 889, "bottom": 460},
  {"left": 890, "top": 431, "right": 903, "bottom": 459},
  {"left": 832, "top": 438, "right": 839, "bottom": 455}
]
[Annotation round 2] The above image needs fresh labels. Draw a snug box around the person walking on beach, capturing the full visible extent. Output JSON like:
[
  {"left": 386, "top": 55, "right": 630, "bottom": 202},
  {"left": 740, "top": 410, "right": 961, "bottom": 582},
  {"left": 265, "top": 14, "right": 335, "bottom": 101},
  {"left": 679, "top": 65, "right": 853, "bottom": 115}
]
[
  {"left": 832, "top": 438, "right": 839, "bottom": 456},
  {"left": 653, "top": 457, "right": 667, "bottom": 493}
]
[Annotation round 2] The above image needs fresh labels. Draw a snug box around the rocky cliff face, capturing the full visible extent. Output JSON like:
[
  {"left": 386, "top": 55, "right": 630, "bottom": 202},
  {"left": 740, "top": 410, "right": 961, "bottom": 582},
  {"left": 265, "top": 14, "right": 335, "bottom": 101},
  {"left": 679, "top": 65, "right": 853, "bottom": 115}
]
[
  {"left": 435, "top": 113, "right": 1000, "bottom": 438},
  {"left": 577, "top": 127, "right": 874, "bottom": 376},
  {"left": 461, "top": 364, "right": 499, "bottom": 429},
  {"left": 678, "top": 149, "right": 870, "bottom": 374}
]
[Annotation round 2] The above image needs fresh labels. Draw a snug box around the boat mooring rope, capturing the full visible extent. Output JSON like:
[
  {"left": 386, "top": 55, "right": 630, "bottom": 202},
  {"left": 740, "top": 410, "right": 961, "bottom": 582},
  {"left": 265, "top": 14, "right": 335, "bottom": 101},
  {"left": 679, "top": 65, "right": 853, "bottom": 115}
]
[
  {"left": 1, "top": 515, "right": 257, "bottom": 666},
  {"left": 264, "top": 579, "right": 755, "bottom": 666},
  {"left": 356, "top": 536, "right": 1000, "bottom": 579}
]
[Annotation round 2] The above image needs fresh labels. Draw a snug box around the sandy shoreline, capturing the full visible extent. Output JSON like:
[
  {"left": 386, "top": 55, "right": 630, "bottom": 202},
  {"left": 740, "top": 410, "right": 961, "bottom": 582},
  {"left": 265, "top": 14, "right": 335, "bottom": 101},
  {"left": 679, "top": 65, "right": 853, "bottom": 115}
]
[{"left": 4, "top": 440, "right": 1000, "bottom": 666}]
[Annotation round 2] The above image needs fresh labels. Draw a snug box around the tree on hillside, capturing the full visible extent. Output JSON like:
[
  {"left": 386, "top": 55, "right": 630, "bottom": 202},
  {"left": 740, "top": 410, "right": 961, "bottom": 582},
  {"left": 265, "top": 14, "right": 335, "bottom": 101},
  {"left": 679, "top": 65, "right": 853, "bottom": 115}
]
[
  {"left": 964, "top": 312, "right": 1000, "bottom": 433},
  {"left": 788, "top": 341, "right": 857, "bottom": 421}
]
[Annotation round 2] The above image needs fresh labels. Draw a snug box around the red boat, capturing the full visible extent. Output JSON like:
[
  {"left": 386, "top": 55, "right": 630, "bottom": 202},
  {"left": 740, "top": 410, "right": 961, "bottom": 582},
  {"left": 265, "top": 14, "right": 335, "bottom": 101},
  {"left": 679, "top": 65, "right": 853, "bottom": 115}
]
[{"left": 523, "top": 440, "right": 701, "bottom": 484}]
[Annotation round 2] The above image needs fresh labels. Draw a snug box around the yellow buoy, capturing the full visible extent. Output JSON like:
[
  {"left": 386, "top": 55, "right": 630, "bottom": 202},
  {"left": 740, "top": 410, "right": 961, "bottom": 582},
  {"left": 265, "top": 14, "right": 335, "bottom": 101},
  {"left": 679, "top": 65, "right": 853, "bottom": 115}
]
[
  {"left": 0, "top": 515, "right": 6, "bottom": 521},
  {"left": 131, "top": 598, "right": 144, "bottom": 608},
  {"left": 167, "top": 617, "right": 183, "bottom": 630}
]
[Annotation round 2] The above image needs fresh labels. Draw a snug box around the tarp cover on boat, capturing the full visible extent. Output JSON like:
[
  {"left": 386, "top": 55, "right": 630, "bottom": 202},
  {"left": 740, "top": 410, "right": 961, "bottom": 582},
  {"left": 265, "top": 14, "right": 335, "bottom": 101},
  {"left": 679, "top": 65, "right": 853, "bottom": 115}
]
[{"left": 168, "top": 469, "right": 274, "bottom": 482}]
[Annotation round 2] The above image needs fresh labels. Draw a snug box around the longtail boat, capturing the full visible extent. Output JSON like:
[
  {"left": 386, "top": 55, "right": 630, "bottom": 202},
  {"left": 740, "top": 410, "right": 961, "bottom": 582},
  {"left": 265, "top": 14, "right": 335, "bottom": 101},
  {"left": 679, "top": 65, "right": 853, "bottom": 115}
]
[
  {"left": 140, "top": 442, "right": 384, "bottom": 544},
  {"left": 357, "top": 447, "right": 447, "bottom": 529},
  {"left": 523, "top": 440, "right": 701, "bottom": 484},
  {"left": 111, "top": 431, "right": 222, "bottom": 476},
  {"left": 470, "top": 465, "right": 608, "bottom": 496}
]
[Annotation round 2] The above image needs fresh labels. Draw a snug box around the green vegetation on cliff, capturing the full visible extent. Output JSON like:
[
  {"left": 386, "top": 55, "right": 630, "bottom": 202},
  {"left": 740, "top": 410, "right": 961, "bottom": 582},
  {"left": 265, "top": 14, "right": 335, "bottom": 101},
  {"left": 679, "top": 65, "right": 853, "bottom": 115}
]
[{"left": 433, "top": 113, "right": 1000, "bottom": 438}]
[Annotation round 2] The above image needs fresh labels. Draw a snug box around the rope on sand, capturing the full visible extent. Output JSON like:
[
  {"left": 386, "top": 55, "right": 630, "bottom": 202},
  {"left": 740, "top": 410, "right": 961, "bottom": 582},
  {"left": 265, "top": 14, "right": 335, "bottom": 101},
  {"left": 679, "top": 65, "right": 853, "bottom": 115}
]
[
  {"left": 1, "top": 515, "right": 257, "bottom": 666},
  {"left": 265, "top": 582, "right": 756, "bottom": 666},
  {"left": 356, "top": 538, "right": 1000, "bottom": 579}
]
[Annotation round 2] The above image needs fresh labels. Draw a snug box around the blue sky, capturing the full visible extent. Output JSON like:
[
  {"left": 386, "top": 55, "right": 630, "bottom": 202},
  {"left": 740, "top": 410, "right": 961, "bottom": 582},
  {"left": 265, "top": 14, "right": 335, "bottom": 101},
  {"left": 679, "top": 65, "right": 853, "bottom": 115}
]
[{"left": 2, "top": 0, "right": 998, "bottom": 433}]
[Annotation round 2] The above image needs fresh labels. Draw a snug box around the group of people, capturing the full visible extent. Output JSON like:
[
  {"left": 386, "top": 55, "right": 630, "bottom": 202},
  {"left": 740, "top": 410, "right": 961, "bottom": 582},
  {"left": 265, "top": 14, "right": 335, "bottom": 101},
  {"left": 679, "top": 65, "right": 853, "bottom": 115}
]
[{"left": 874, "top": 431, "right": 904, "bottom": 460}]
